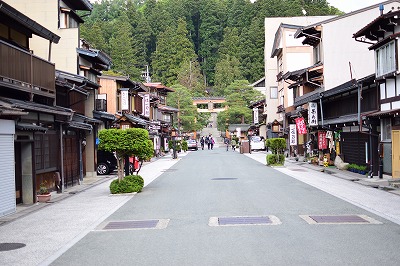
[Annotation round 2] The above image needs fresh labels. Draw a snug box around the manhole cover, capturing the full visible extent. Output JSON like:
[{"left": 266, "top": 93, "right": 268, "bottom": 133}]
[
  {"left": 211, "top": 178, "right": 237, "bottom": 180},
  {"left": 209, "top": 216, "right": 281, "bottom": 226},
  {"left": 219, "top": 216, "right": 271, "bottom": 225},
  {"left": 300, "top": 215, "right": 382, "bottom": 224},
  {"left": 288, "top": 168, "right": 308, "bottom": 172},
  {"left": 0, "top": 243, "right": 26, "bottom": 252},
  {"left": 99, "top": 219, "right": 169, "bottom": 230}
]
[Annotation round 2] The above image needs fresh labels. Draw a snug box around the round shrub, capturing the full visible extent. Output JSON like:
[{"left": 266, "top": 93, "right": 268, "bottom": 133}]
[
  {"left": 124, "top": 174, "right": 144, "bottom": 192},
  {"left": 109, "top": 175, "right": 144, "bottom": 194}
]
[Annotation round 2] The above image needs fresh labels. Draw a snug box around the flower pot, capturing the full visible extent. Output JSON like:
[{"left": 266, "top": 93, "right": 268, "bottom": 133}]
[{"left": 37, "top": 194, "right": 51, "bottom": 202}]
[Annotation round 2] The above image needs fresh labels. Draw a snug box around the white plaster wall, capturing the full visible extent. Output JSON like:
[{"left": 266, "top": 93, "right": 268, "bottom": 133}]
[
  {"left": 265, "top": 16, "right": 334, "bottom": 124},
  {"left": 380, "top": 83, "right": 386, "bottom": 100},
  {"left": 5, "top": 0, "right": 80, "bottom": 74},
  {"left": 393, "top": 101, "right": 400, "bottom": 109},
  {"left": 323, "top": 2, "right": 400, "bottom": 90},
  {"left": 382, "top": 103, "right": 391, "bottom": 111},
  {"left": 387, "top": 79, "right": 396, "bottom": 98},
  {"left": 286, "top": 52, "right": 311, "bottom": 72}
]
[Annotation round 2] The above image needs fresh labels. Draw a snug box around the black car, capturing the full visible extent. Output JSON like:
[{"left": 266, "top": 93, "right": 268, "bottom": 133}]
[{"left": 97, "top": 150, "right": 117, "bottom": 175}]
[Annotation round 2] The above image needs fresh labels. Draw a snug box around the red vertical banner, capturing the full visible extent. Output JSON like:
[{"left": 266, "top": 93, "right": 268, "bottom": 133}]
[
  {"left": 318, "top": 131, "right": 327, "bottom": 149},
  {"left": 295, "top": 117, "right": 307, "bottom": 135}
]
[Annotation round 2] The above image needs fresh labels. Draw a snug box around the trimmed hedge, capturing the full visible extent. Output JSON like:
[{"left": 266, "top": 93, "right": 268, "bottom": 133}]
[
  {"left": 110, "top": 175, "right": 144, "bottom": 194},
  {"left": 266, "top": 154, "right": 285, "bottom": 166}
]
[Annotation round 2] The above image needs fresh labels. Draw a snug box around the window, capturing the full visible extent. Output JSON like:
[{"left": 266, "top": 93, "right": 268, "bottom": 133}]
[
  {"left": 35, "top": 132, "right": 58, "bottom": 172},
  {"left": 381, "top": 118, "right": 392, "bottom": 141},
  {"left": 60, "top": 9, "right": 79, "bottom": 29},
  {"left": 376, "top": 40, "right": 397, "bottom": 77},
  {"left": 270, "top": 87, "right": 278, "bottom": 99}
]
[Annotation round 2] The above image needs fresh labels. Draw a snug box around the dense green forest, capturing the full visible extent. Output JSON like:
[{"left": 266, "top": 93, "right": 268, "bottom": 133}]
[
  {"left": 81, "top": 0, "right": 341, "bottom": 131},
  {"left": 82, "top": 0, "right": 341, "bottom": 94}
]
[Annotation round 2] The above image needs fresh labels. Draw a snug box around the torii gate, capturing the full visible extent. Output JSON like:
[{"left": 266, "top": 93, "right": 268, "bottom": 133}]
[{"left": 192, "top": 97, "right": 227, "bottom": 113}]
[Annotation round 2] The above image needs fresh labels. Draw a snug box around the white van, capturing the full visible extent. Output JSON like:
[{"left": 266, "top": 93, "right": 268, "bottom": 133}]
[{"left": 250, "top": 136, "right": 265, "bottom": 151}]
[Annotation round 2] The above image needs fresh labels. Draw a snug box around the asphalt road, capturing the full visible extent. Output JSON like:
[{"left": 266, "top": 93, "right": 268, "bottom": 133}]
[{"left": 51, "top": 147, "right": 400, "bottom": 266}]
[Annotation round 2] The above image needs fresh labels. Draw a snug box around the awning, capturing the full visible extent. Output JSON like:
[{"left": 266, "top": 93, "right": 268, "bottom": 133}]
[
  {"left": 0, "top": 97, "right": 73, "bottom": 117},
  {"left": 67, "top": 121, "right": 92, "bottom": 131},
  {"left": 367, "top": 108, "right": 400, "bottom": 117},
  {"left": 93, "top": 110, "right": 115, "bottom": 121},
  {"left": 294, "top": 88, "right": 324, "bottom": 107},
  {"left": 124, "top": 114, "right": 149, "bottom": 126},
  {"left": 320, "top": 114, "right": 358, "bottom": 125},
  {"left": 157, "top": 105, "right": 179, "bottom": 113},
  {"left": 16, "top": 122, "right": 47, "bottom": 132}
]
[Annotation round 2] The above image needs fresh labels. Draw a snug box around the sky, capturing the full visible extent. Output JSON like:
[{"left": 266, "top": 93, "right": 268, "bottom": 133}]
[{"left": 327, "top": 0, "right": 387, "bottom": 13}]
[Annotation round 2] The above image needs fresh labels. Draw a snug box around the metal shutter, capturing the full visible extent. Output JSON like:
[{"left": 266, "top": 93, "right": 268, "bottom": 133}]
[{"left": 0, "top": 134, "right": 16, "bottom": 217}]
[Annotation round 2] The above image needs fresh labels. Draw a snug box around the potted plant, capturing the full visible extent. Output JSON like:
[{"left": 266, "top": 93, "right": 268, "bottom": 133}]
[{"left": 37, "top": 180, "right": 51, "bottom": 202}]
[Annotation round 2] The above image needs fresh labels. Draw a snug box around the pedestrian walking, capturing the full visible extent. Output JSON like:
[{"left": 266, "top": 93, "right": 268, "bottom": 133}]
[
  {"left": 210, "top": 137, "right": 215, "bottom": 150},
  {"left": 224, "top": 138, "right": 230, "bottom": 151},
  {"left": 231, "top": 139, "right": 236, "bottom": 151},
  {"left": 200, "top": 136, "right": 205, "bottom": 150},
  {"left": 206, "top": 135, "right": 210, "bottom": 150}
]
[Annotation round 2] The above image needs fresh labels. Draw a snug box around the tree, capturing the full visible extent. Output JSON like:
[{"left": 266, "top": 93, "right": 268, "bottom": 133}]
[
  {"left": 214, "top": 55, "right": 242, "bottom": 95},
  {"left": 168, "top": 85, "right": 208, "bottom": 132},
  {"left": 109, "top": 14, "right": 141, "bottom": 78},
  {"left": 98, "top": 128, "right": 153, "bottom": 181},
  {"left": 216, "top": 80, "right": 264, "bottom": 131},
  {"left": 152, "top": 18, "right": 197, "bottom": 86}
]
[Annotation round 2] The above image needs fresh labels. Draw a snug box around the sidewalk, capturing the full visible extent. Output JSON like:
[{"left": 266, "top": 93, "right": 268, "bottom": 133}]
[
  {"left": 243, "top": 151, "right": 400, "bottom": 225},
  {"left": 0, "top": 152, "right": 187, "bottom": 266}
]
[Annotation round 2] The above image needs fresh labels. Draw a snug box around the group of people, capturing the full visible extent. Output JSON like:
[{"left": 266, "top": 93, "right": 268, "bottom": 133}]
[
  {"left": 224, "top": 137, "right": 237, "bottom": 151},
  {"left": 200, "top": 135, "right": 215, "bottom": 150}
]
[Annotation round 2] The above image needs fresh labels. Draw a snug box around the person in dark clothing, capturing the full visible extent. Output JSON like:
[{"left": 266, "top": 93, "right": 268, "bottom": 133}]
[{"left": 200, "top": 136, "right": 205, "bottom": 150}]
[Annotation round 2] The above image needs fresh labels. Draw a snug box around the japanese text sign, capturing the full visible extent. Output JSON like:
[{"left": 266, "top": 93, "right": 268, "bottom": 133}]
[
  {"left": 143, "top": 94, "right": 150, "bottom": 117},
  {"left": 295, "top": 117, "right": 307, "bottom": 135},
  {"left": 318, "top": 130, "right": 327, "bottom": 149},
  {"left": 121, "top": 89, "right": 129, "bottom": 111},
  {"left": 289, "top": 124, "right": 297, "bottom": 145},
  {"left": 308, "top": 102, "right": 318, "bottom": 126}
]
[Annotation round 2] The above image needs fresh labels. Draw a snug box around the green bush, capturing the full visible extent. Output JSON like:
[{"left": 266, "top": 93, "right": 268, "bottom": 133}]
[
  {"left": 265, "top": 138, "right": 286, "bottom": 154},
  {"left": 266, "top": 154, "right": 285, "bottom": 166},
  {"left": 110, "top": 175, "right": 144, "bottom": 194}
]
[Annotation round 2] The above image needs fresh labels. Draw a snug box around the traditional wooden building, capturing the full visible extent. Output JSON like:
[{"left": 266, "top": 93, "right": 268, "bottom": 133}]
[
  {"left": 0, "top": 0, "right": 67, "bottom": 216},
  {"left": 353, "top": 6, "right": 400, "bottom": 178}
]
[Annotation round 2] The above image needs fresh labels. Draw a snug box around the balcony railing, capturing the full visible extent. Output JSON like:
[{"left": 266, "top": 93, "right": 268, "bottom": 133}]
[{"left": 0, "top": 40, "right": 56, "bottom": 98}]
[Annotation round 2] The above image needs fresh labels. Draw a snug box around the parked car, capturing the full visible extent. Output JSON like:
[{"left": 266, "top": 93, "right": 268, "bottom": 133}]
[
  {"left": 250, "top": 136, "right": 266, "bottom": 151},
  {"left": 187, "top": 139, "right": 198, "bottom": 151},
  {"left": 97, "top": 150, "right": 118, "bottom": 175}
]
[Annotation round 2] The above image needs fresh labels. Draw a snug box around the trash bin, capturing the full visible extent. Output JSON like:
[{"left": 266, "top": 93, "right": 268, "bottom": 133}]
[{"left": 241, "top": 140, "right": 250, "bottom": 153}]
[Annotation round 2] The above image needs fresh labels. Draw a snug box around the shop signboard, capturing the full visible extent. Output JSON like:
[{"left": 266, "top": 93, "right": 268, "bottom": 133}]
[
  {"left": 143, "top": 94, "right": 150, "bottom": 117},
  {"left": 120, "top": 88, "right": 129, "bottom": 111},
  {"left": 295, "top": 117, "right": 307, "bottom": 134},
  {"left": 253, "top": 108, "right": 259, "bottom": 124},
  {"left": 289, "top": 124, "right": 297, "bottom": 145},
  {"left": 318, "top": 130, "right": 327, "bottom": 149},
  {"left": 308, "top": 102, "right": 318, "bottom": 126}
]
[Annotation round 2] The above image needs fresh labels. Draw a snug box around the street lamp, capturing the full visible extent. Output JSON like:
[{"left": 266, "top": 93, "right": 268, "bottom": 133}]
[{"left": 171, "top": 128, "right": 177, "bottom": 159}]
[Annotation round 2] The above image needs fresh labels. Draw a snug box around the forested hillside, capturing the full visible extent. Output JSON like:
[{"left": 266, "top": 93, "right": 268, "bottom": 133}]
[{"left": 81, "top": 0, "right": 342, "bottom": 97}]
